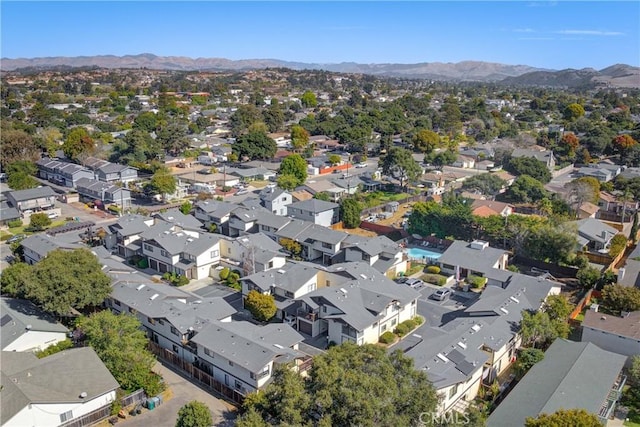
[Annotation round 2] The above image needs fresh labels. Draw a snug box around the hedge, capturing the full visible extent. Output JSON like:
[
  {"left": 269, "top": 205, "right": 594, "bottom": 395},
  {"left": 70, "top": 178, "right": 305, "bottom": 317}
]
[
  {"left": 379, "top": 331, "right": 396, "bottom": 344},
  {"left": 426, "top": 265, "right": 441, "bottom": 274},
  {"left": 7, "top": 219, "right": 22, "bottom": 228}
]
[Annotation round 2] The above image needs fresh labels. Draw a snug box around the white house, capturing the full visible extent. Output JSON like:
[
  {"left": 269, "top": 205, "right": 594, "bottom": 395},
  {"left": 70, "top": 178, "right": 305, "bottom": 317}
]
[
  {"left": 1, "top": 348, "right": 119, "bottom": 427},
  {"left": 1, "top": 297, "right": 69, "bottom": 352},
  {"left": 286, "top": 199, "right": 339, "bottom": 227}
]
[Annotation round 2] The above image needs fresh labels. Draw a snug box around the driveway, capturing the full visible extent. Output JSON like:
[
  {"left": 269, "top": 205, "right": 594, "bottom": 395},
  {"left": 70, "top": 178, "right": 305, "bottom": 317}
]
[{"left": 118, "top": 362, "right": 237, "bottom": 427}]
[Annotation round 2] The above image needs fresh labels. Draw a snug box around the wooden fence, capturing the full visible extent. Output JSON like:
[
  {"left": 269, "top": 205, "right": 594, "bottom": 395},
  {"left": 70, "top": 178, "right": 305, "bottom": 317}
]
[
  {"left": 148, "top": 342, "right": 245, "bottom": 405},
  {"left": 59, "top": 389, "right": 146, "bottom": 427}
]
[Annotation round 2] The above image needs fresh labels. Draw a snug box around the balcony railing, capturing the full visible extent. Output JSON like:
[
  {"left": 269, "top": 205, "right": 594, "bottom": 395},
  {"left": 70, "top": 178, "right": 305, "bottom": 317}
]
[
  {"left": 296, "top": 308, "right": 317, "bottom": 321},
  {"left": 598, "top": 374, "right": 626, "bottom": 423}
]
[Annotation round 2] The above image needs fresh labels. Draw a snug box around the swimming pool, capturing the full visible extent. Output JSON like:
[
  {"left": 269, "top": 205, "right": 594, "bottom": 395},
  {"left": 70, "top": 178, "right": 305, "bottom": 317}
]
[{"left": 407, "top": 247, "right": 442, "bottom": 260}]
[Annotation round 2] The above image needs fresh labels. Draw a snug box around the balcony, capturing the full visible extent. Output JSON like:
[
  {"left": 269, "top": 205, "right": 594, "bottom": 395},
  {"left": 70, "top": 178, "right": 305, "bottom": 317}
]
[
  {"left": 598, "top": 374, "right": 626, "bottom": 423},
  {"left": 296, "top": 308, "right": 318, "bottom": 321}
]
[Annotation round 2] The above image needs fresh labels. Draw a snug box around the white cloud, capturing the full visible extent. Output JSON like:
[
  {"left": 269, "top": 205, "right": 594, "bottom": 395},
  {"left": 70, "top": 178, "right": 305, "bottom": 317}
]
[
  {"left": 513, "top": 28, "right": 535, "bottom": 33},
  {"left": 556, "top": 30, "right": 624, "bottom": 36},
  {"left": 518, "top": 37, "right": 555, "bottom": 41}
]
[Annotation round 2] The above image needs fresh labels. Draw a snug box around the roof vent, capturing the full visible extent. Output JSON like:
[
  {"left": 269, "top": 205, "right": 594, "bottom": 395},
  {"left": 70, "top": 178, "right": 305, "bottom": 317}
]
[
  {"left": 136, "top": 284, "right": 146, "bottom": 291},
  {"left": 168, "top": 216, "right": 174, "bottom": 220},
  {"left": 277, "top": 269, "right": 286, "bottom": 274},
  {"left": 150, "top": 294, "right": 159, "bottom": 301},
  {"left": 499, "top": 307, "right": 509, "bottom": 315},
  {"left": 79, "top": 392, "right": 88, "bottom": 398},
  {"left": 359, "top": 274, "right": 367, "bottom": 280},
  {"left": 273, "top": 344, "right": 284, "bottom": 349},
  {"left": 601, "top": 315, "right": 607, "bottom": 320},
  {"left": 436, "top": 353, "right": 449, "bottom": 363},
  {"left": 509, "top": 296, "right": 520, "bottom": 304},
  {"left": 25, "top": 324, "right": 32, "bottom": 330},
  {"left": 457, "top": 341, "right": 467, "bottom": 349},
  {"left": 471, "top": 324, "right": 482, "bottom": 332},
  {"left": 339, "top": 288, "right": 348, "bottom": 294}
]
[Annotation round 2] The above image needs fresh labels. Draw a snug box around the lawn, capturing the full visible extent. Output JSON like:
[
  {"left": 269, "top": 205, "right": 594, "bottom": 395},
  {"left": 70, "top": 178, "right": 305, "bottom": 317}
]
[
  {"left": 361, "top": 191, "right": 410, "bottom": 208},
  {"left": 8, "top": 219, "right": 68, "bottom": 236}
]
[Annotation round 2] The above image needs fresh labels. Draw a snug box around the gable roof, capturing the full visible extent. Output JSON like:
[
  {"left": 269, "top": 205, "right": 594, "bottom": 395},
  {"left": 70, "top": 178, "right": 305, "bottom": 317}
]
[
  {"left": 154, "top": 208, "right": 203, "bottom": 230},
  {"left": 8, "top": 186, "right": 57, "bottom": 202},
  {"left": 1, "top": 348, "right": 119, "bottom": 425},
  {"left": 437, "top": 240, "right": 507, "bottom": 273},
  {"left": 487, "top": 340, "right": 626, "bottom": 427},
  {"left": 574, "top": 218, "right": 618, "bottom": 243},
  {"left": 288, "top": 199, "right": 339, "bottom": 213},
  {"left": 1, "top": 298, "right": 69, "bottom": 350},
  {"left": 582, "top": 309, "right": 640, "bottom": 340},
  {"left": 19, "top": 234, "right": 83, "bottom": 259}
]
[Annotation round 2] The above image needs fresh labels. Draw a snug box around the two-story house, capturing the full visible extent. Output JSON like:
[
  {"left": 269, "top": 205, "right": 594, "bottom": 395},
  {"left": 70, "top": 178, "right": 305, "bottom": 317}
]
[
  {"left": 107, "top": 281, "right": 236, "bottom": 364},
  {"left": 259, "top": 187, "right": 292, "bottom": 216},
  {"left": 286, "top": 199, "right": 339, "bottom": 227},
  {"left": 573, "top": 217, "right": 618, "bottom": 252},
  {"left": 84, "top": 157, "right": 138, "bottom": 183},
  {"left": 36, "top": 157, "right": 95, "bottom": 187},
  {"left": 581, "top": 310, "right": 640, "bottom": 365},
  {"left": 107, "top": 214, "right": 155, "bottom": 257},
  {"left": 6, "top": 186, "right": 57, "bottom": 213},
  {"left": 218, "top": 233, "right": 286, "bottom": 276},
  {"left": 228, "top": 207, "right": 269, "bottom": 237},
  {"left": 338, "top": 235, "right": 407, "bottom": 278},
  {"left": 76, "top": 178, "right": 132, "bottom": 209},
  {"left": 511, "top": 148, "right": 556, "bottom": 171},
  {"left": 437, "top": 240, "right": 509, "bottom": 281},
  {"left": 1, "top": 297, "right": 69, "bottom": 352},
  {"left": 194, "top": 200, "right": 239, "bottom": 235},
  {"left": 191, "top": 321, "right": 304, "bottom": 396},
  {"left": 20, "top": 234, "right": 83, "bottom": 265}
]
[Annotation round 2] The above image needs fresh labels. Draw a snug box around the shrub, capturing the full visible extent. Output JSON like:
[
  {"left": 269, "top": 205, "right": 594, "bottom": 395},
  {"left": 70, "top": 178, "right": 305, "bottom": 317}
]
[
  {"left": 35, "top": 339, "right": 73, "bottom": 358},
  {"left": 108, "top": 205, "right": 121, "bottom": 214},
  {"left": 7, "top": 219, "right": 22, "bottom": 228},
  {"left": 412, "top": 316, "right": 424, "bottom": 326},
  {"left": 137, "top": 258, "right": 148, "bottom": 269},
  {"left": 394, "top": 323, "right": 410, "bottom": 337},
  {"left": 426, "top": 265, "right": 441, "bottom": 274},
  {"left": 468, "top": 275, "right": 487, "bottom": 289},
  {"left": 219, "top": 267, "right": 230, "bottom": 280},
  {"left": 379, "top": 331, "right": 396, "bottom": 344},
  {"left": 437, "top": 277, "right": 447, "bottom": 286},
  {"left": 609, "top": 234, "right": 628, "bottom": 258},
  {"left": 0, "top": 234, "right": 13, "bottom": 241}
]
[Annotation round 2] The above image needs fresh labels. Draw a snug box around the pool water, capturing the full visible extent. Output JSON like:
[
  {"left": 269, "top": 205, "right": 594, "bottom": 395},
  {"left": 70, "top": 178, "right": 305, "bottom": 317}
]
[{"left": 407, "top": 247, "right": 442, "bottom": 260}]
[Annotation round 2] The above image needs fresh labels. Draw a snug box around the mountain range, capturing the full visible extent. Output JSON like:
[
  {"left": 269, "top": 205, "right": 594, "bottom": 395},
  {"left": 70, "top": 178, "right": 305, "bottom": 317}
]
[{"left": 2, "top": 53, "right": 639, "bottom": 88}]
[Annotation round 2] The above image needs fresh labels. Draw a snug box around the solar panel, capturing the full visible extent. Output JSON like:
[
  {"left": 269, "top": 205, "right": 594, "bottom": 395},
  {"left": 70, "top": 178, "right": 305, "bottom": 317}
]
[{"left": 1, "top": 314, "right": 13, "bottom": 327}]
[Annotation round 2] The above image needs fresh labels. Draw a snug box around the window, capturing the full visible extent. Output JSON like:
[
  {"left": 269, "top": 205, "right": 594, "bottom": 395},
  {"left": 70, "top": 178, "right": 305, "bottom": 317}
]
[
  {"left": 391, "top": 319, "right": 397, "bottom": 326},
  {"left": 148, "top": 317, "right": 155, "bottom": 325},
  {"left": 449, "top": 384, "right": 459, "bottom": 399},
  {"left": 172, "top": 344, "right": 179, "bottom": 353},
  {"left": 268, "top": 261, "right": 273, "bottom": 269},
  {"left": 307, "top": 283, "right": 316, "bottom": 293},
  {"left": 170, "top": 326, "right": 179, "bottom": 336},
  {"left": 210, "top": 250, "right": 219, "bottom": 258},
  {"left": 144, "top": 244, "right": 154, "bottom": 252},
  {"left": 113, "top": 300, "right": 121, "bottom": 306},
  {"left": 60, "top": 410, "right": 73, "bottom": 423},
  {"left": 235, "top": 379, "right": 242, "bottom": 390},
  {"left": 129, "top": 307, "right": 137, "bottom": 315},
  {"left": 229, "top": 360, "right": 234, "bottom": 367},
  {"left": 285, "top": 291, "right": 294, "bottom": 299},
  {"left": 322, "top": 242, "right": 332, "bottom": 249},
  {"left": 160, "top": 250, "right": 168, "bottom": 257},
  {"left": 159, "top": 319, "right": 165, "bottom": 326},
  {"left": 227, "top": 248, "right": 231, "bottom": 254},
  {"left": 204, "top": 347, "right": 213, "bottom": 357}
]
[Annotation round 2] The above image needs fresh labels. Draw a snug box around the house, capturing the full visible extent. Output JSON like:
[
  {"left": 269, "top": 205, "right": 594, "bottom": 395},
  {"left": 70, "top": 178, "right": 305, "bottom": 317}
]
[
  {"left": 6, "top": 186, "right": 57, "bottom": 213},
  {"left": 36, "top": 157, "right": 94, "bottom": 187},
  {"left": 193, "top": 200, "right": 240, "bottom": 235},
  {"left": 84, "top": 157, "right": 138, "bottom": 183},
  {"left": 153, "top": 208, "right": 204, "bottom": 232},
  {"left": 511, "top": 148, "right": 556, "bottom": 170},
  {"left": 0, "top": 201, "right": 20, "bottom": 226},
  {"left": 470, "top": 200, "right": 514, "bottom": 218},
  {"left": 1, "top": 348, "right": 120, "bottom": 427},
  {"left": 107, "top": 280, "right": 236, "bottom": 364},
  {"left": 437, "top": 240, "right": 509, "bottom": 281},
  {"left": 492, "top": 170, "right": 516, "bottom": 188},
  {"left": 575, "top": 166, "right": 613, "bottom": 182},
  {"left": 228, "top": 167, "right": 276, "bottom": 182},
  {"left": 294, "top": 224, "right": 348, "bottom": 265},
  {"left": 259, "top": 187, "right": 292, "bottom": 216},
  {"left": 107, "top": 214, "right": 155, "bottom": 257},
  {"left": 191, "top": 321, "right": 304, "bottom": 395},
  {"left": 573, "top": 218, "right": 618, "bottom": 252},
  {"left": 337, "top": 235, "right": 407, "bottom": 278},
  {"left": 290, "top": 189, "right": 314, "bottom": 202},
  {"left": 452, "top": 154, "right": 476, "bottom": 169},
  {"left": 287, "top": 199, "right": 339, "bottom": 227},
  {"left": 487, "top": 340, "right": 627, "bottom": 427},
  {"left": 141, "top": 229, "right": 221, "bottom": 280},
  {"left": 256, "top": 212, "right": 294, "bottom": 240},
  {"left": 75, "top": 178, "right": 132, "bottom": 209},
  {"left": 581, "top": 310, "right": 640, "bottom": 364},
  {"left": 577, "top": 202, "right": 600, "bottom": 219},
  {"left": 598, "top": 191, "right": 640, "bottom": 215},
  {"left": 1, "top": 297, "right": 69, "bottom": 352},
  {"left": 20, "top": 234, "right": 83, "bottom": 265},
  {"left": 218, "top": 233, "right": 286, "bottom": 275},
  {"left": 618, "top": 244, "right": 640, "bottom": 288},
  {"left": 228, "top": 207, "right": 269, "bottom": 237}
]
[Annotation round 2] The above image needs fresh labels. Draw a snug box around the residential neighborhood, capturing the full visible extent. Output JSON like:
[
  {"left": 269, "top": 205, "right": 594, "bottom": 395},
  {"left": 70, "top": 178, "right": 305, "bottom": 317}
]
[{"left": 1, "top": 53, "right": 639, "bottom": 427}]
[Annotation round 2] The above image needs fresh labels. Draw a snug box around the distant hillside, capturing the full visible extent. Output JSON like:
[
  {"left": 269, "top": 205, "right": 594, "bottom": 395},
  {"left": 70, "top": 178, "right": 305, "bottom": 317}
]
[
  {"left": 1, "top": 54, "right": 638, "bottom": 87},
  {"left": 501, "top": 64, "right": 640, "bottom": 88}
]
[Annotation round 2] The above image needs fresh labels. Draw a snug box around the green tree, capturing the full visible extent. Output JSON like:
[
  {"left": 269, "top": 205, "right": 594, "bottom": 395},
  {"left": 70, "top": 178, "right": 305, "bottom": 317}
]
[
  {"left": 230, "top": 105, "right": 263, "bottom": 136},
  {"left": 233, "top": 131, "right": 277, "bottom": 161},
  {"left": 78, "top": 311, "right": 164, "bottom": 395},
  {"left": 577, "top": 265, "right": 601, "bottom": 289},
  {"left": 514, "top": 347, "right": 544, "bottom": 379},
  {"left": 507, "top": 175, "right": 548, "bottom": 204},
  {"left": 314, "top": 192, "right": 331, "bottom": 201},
  {"left": 278, "top": 238, "right": 302, "bottom": 259},
  {"left": 29, "top": 212, "right": 52, "bottom": 231},
  {"left": 237, "top": 343, "right": 438, "bottom": 427},
  {"left": 244, "top": 290, "right": 277, "bottom": 322},
  {"left": 300, "top": 91, "right": 318, "bottom": 108},
  {"left": 147, "top": 168, "right": 177, "bottom": 202},
  {"left": 563, "top": 103, "right": 586, "bottom": 121},
  {"left": 462, "top": 173, "right": 506, "bottom": 196},
  {"left": 601, "top": 284, "right": 640, "bottom": 314},
  {"left": 179, "top": 201, "right": 193, "bottom": 215},
  {"left": 276, "top": 174, "right": 300, "bottom": 191},
  {"left": 523, "top": 223, "right": 577, "bottom": 264},
  {"left": 381, "top": 147, "right": 421, "bottom": 191},
  {"left": 629, "top": 355, "right": 640, "bottom": 386},
  {"left": 1, "top": 249, "right": 112, "bottom": 315},
  {"left": 7, "top": 171, "right": 38, "bottom": 190},
  {"left": 290, "top": 125, "right": 310, "bottom": 153},
  {"left": 0, "top": 129, "right": 41, "bottom": 169},
  {"left": 608, "top": 233, "right": 628, "bottom": 257},
  {"left": 133, "top": 111, "right": 158, "bottom": 132},
  {"left": 520, "top": 310, "right": 568, "bottom": 349},
  {"left": 278, "top": 154, "right": 308, "bottom": 186},
  {"left": 413, "top": 129, "right": 440, "bottom": 153},
  {"left": 506, "top": 157, "right": 552, "bottom": 183},
  {"left": 525, "top": 409, "right": 602, "bottom": 427},
  {"left": 62, "top": 127, "right": 95, "bottom": 161},
  {"left": 262, "top": 102, "right": 285, "bottom": 133},
  {"left": 176, "top": 401, "right": 212, "bottom": 427},
  {"left": 328, "top": 154, "right": 342, "bottom": 166},
  {"left": 544, "top": 294, "right": 574, "bottom": 321},
  {"left": 341, "top": 198, "right": 363, "bottom": 228}
]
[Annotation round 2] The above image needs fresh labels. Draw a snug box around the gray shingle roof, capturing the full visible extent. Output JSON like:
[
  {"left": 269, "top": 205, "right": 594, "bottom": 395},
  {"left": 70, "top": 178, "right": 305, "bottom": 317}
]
[
  {"left": 20, "top": 234, "right": 82, "bottom": 259},
  {"left": 0, "top": 201, "right": 20, "bottom": 221},
  {"left": 109, "top": 214, "right": 153, "bottom": 237},
  {"left": 437, "top": 240, "right": 507, "bottom": 274},
  {"left": 287, "top": 199, "right": 339, "bottom": 214},
  {"left": 190, "top": 321, "right": 303, "bottom": 373},
  {"left": 154, "top": 208, "right": 203, "bottom": 230},
  {"left": 242, "top": 262, "right": 319, "bottom": 293},
  {"left": 1, "top": 298, "right": 69, "bottom": 350},
  {"left": 574, "top": 218, "right": 618, "bottom": 244},
  {"left": 1, "top": 348, "right": 119, "bottom": 425},
  {"left": 487, "top": 340, "right": 626, "bottom": 427},
  {"left": 8, "top": 186, "right": 57, "bottom": 202}
]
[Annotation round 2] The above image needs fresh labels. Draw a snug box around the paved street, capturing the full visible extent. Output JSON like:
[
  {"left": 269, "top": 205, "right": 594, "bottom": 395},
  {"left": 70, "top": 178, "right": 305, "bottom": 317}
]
[{"left": 117, "top": 362, "right": 237, "bottom": 427}]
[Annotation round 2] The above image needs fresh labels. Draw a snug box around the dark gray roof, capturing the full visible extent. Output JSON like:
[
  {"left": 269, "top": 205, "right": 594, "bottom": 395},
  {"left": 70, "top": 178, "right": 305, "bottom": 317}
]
[
  {"left": 195, "top": 200, "right": 238, "bottom": 218},
  {"left": 111, "top": 281, "right": 236, "bottom": 334},
  {"left": 190, "top": 321, "right": 303, "bottom": 373},
  {"left": 259, "top": 187, "right": 287, "bottom": 202},
  {"left": 20, "top": 234, "right": 82, "bottom": 259},
  {"left": 109, "top": 214, "right": 153, "bottom": 237},
  {"left": 76, "top": 177, "right": 126, "bottom": 194},
  {"left": 297, "top": 224, "right": 348, "bottom": 245},
  {"left": 274, "top": 219, "right": 312, "bottom": 240},
  {"left": 1, "top": 298, "right": 69, "bottom": 350},
  {"left": 345, "top": 235, "right": 399, "bottom": 257},
  {"left": 619, "top": 259, "right": 640, "bottom": 288},
  {"left": 1, "top": 348, "right": 119, "bottom": 425},
  {"left": 437, "top": 240, "right": 507, "bottom": 274},
  {"left": 154, "top": 208, "right": 203, "bottom": 230},
  {"left": 287, "top": 199, "right": 339, "bottom": 213},
  {"left": 256, "top": 213, "right": 292, "bottom": 229},
  {"left": 574, "top": 218, "right": 618, "bottom": 244},
  {"left": 8, "top": 186, "right": 57, "bottom": 202},
  {"left": 0, "top": 201, "right": 20, "bottom": 221},
  {"left": 242, "top": 262, "right": 319, "bottom": 293},
  {"left": 487, "top": 340, "right": 626, "bottom": 427}
]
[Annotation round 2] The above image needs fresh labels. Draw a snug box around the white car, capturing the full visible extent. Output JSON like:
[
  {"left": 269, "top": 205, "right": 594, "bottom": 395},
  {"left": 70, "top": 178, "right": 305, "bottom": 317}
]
[
  {"left": 47, "top": 211, "right": 59, "bottom": 219},
  {"left": 355, "top": 163, "right": 367, "bottom": 168}
]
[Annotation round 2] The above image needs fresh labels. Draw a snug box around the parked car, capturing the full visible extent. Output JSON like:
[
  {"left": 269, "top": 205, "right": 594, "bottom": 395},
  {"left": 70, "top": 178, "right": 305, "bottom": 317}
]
[
  {"left": 355, "top": 163, "right": 367, "bottom": 168},
  {"left": 47, "top": 211, "right": 59, "bottom": 219},
  {"left": 405, "top": 278, "right": 424, "bottom": 288},
  {"left": 7, "top": 234, "right": 26, "bottom": 244},
  {"left": 430, "top": 288, "right": 454, "bottom": 301}
]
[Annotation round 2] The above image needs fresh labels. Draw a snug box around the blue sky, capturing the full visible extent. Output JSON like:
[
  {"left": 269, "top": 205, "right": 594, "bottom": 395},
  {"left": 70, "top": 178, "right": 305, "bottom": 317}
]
[{"left": 1, "top": 1, "right": 638, "bottom": 70}]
